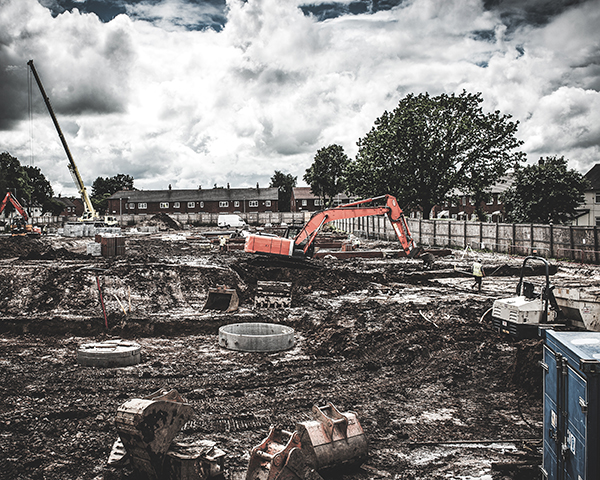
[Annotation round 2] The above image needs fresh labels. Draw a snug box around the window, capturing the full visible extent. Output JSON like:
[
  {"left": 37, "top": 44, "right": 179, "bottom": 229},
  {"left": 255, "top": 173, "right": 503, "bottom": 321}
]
[
  {"left": 486, "top": 196, "right": 494, "bottom": 205},
  {"left": 596, "top": 192, "right": 600, "bottom": 204},
  {"left": 199, "top": 202, "right": 204, "bottom": 208},
  {"left": 129, "top": 203, "right": 136, "bottom": 209},
  {"left": 462, "top": 196, "right": 468, "bottom": 206},
  {"left": 160, "top": 202, "right": 169, "bottom": 209},
  {"left": 302, "top": 200, "right": 307, "bottom": 206},
  {"left": 187, "top": 202, "right": 195, "bottom": 208},
  {"left": 219, "top": 201, "right": 229, "bottom": 208},
  {"left": 265, "top": 200, "right": 271, "bottom": 207},
  {"left": 314, "top": 199, "right": 321, "bottom": 207},
  {"left": 173, "top": 202, "right": 180, "bottom": 208},
  {"left": 138, "top": 203, "right": 147, "bottom": 209},
  {"left": 249, "top": 200, "right": 258, "bottom": 207},
  {"left": 234, "top": 201, "right": 240, "bottom": 208}
]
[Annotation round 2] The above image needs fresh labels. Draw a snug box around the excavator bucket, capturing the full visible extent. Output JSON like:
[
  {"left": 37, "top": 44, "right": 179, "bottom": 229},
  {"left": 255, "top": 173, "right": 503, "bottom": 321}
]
[
  {"left": 295, "top": 403, "right": 368, "bottom": 473},
  {"left": 246, "top": 426, "right": 307, "bottom": 480},
  {"left": 255, "top": 281, "right": 292, "bottom": 309},
  {"left": 115, "top": 389, "right": 194, "bottom": 480},
  {"left": 203, "top": 286, "right": 239, "bottom": 313}
]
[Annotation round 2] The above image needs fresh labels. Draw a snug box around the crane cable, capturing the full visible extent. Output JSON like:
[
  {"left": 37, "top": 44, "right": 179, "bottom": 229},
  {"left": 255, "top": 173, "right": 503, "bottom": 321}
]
[{"left": 28, "top": 65, "right": 34, "bottom": 167}]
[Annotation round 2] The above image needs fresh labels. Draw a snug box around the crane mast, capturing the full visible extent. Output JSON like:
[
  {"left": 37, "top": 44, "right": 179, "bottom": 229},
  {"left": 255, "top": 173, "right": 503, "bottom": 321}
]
[{"left": 27, "top": 60, "right": 97, "bottom": 221}]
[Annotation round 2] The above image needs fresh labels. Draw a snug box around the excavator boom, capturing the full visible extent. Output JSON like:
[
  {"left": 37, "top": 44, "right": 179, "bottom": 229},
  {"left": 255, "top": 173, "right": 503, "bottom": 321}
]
[
  {"left": 0, "top": 192, "right": 28, "bottom": 221},
  {"left": 245, "top": 194, "right": 418, "bottom": 258}
]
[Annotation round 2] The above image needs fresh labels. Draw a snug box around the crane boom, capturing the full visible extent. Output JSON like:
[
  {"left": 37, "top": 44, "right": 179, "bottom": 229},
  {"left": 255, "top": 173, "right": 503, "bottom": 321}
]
[{"left": 27, "top": 60, "right": 97, "bottom": 221}]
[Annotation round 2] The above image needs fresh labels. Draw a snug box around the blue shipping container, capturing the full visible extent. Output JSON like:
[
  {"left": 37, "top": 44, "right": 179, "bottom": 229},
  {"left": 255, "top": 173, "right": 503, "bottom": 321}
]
[{"left": 541, "top": 329, "right": 600, "bottom": 480}]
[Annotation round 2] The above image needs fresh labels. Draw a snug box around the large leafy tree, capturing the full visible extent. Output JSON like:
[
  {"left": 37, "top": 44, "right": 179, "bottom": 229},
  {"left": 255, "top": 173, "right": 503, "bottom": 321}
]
[
  {"left": 345, "top": 91, "right": 525, "bottom": 219},
  {"left": 304, "top": 144, "right": 350, "bottom": 208},
  {"left": 91, "top": 174, "right": 135, "bottom": 213},
  {"left": 502, "top": 156, "right": 589, "bottom": 224},
  {"left": 269, "top": 171, "right": 297, "bottom": 212}
]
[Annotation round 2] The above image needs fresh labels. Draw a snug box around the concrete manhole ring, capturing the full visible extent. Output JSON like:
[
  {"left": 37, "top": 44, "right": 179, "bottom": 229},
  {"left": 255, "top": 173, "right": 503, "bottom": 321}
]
[
  {"left": 77, "top": 339, "right": 142, "bottom": 367},
  {"left": 219, "top": 323, "right": 295, "bottom": 352}
]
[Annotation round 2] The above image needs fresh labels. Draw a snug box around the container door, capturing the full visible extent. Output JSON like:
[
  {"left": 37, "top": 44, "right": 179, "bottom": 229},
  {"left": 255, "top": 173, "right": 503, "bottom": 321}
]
[
  {"left": 543, "top": 345, "right": 559, "bottom": 480},
  {"left": 564, "top": 365, "right": 587, "bottom": 480}
]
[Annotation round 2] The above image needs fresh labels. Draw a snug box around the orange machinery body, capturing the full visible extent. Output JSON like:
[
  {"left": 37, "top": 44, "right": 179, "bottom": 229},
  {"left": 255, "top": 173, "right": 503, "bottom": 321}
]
[
  {"left": 244, "top": 194, "right": 416, "bottom": 258},
  {"left": 245, "top": 235, "right": 295, "bottom": 257}
]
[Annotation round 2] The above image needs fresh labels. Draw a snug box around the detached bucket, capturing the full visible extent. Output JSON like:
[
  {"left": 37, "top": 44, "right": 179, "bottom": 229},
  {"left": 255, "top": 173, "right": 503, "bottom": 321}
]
[
  {"left": 203, "top": 286, "right": 239, "bottom": 312},
  {"left": 219, "top": 323, "right": 295, "bottom": 352}
]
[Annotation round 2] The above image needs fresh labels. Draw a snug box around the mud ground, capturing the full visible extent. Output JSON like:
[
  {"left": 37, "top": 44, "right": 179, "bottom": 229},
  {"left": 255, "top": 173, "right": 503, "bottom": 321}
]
[{"left": 1, "top": 230, "right": 597, "bottom": 479}]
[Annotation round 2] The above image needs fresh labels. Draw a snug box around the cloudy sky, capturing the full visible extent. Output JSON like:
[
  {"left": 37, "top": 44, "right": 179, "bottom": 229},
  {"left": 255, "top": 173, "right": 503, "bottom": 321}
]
[{"left": 1, "top": 0, "right": 599, "bottom": 196}]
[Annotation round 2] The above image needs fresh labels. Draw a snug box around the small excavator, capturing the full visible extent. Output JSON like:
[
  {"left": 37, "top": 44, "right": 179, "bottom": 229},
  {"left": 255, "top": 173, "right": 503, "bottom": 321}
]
[
  {"left": 0, "top": 192, "right": 42, "bottom": 236},
  {"left": 244, "top": 194, "right": 421, "bottom": 259}
]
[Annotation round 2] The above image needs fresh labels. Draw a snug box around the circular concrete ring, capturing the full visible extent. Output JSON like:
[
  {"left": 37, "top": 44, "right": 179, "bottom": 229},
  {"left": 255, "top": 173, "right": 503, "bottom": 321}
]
[
  {"left": 219, "top": 323, "right": 295, "bottom": 352},
  {"left": 77, "top": 339, "right": 142, "bottom": 367}
]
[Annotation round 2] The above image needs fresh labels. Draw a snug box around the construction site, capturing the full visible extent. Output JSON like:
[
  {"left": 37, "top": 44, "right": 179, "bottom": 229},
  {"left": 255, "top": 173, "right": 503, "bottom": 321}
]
[{"left": 3, "top": 211, "right": 600, "bottom": 480}]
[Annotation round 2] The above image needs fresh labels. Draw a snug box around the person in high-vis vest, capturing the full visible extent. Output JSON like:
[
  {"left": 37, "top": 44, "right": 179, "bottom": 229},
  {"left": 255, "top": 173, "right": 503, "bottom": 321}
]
[{"left": 472, "top": 260, "right": 485, "bottom": 292}]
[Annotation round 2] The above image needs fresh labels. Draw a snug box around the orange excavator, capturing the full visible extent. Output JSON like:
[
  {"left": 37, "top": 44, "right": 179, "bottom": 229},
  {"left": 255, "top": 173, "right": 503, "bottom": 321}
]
[
  {"left": 0, "top": 192, "right": 42, "bottom": 237},
  {"left": 244, "top": 194, "right": 421, "bottom": 259}
]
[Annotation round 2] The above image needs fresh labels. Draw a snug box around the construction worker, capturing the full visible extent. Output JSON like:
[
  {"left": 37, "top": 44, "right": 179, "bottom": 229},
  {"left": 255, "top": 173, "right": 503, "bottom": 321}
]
[
  {"left": 472, "top": 260, "right": 485, "bottom": 292},
  {"left": 219, "top": 235, "right": 227, "bottom": 253}
]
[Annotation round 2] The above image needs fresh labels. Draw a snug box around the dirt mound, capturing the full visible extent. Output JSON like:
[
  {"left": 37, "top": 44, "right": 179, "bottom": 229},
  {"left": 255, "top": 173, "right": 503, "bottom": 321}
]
[
  {"left": 0, "top": 236, "right": 88, "bottom": 260},
  {"left": 145, "top": 213, "right": 182, "bottom": 230}
]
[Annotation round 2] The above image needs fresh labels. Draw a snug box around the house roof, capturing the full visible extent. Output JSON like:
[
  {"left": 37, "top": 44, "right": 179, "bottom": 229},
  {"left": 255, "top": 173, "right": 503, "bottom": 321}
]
[
  {"left": 292, "top": 187, "right": 318, "bottom": 200},
  {"left": 292, "top": 187, "right": 352, "bottom": 200},
  {"left": 53, "top": 197, "right": 77, "bottom": 207},
  {"left": 584, "top": 164, "right": 600, "bottom": 190},
  {"left": 109, "top": 187, "right": 279, "bottom": 202}
]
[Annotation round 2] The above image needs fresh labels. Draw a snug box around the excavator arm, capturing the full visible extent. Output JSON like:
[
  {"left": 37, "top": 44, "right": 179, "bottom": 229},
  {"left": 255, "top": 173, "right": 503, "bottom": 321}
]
[
  {"left": 294, "top": 194, "right": 416, "bottom": 255},
  {"left": 0, "top": 192, "right": 29, "bottom": 221},
  {"left": 244, "top": 194, "right": 419, "bottom": 258}
]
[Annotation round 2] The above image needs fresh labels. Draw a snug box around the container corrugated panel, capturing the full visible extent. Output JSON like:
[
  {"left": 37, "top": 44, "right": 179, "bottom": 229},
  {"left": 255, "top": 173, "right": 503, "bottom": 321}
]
[{"left": 541, "top": 329, "right": 600, "bottom": 480}]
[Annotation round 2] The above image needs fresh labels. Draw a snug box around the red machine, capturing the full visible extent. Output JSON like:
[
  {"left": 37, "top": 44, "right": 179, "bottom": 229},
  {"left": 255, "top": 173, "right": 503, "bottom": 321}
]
[
  {"left": 244, "top": 194, "right": 419, "bottom": 258},
  {"left": 0, "top": 192, "right": 42, "bottom": 236}
]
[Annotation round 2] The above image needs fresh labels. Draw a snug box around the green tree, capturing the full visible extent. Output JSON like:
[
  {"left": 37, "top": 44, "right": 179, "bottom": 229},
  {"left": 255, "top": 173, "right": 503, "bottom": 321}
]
[
  {"left": 22, "top": 166, "right": 63, "bottom": 215},
  {"left": 0, "top": 153, "right": 61, "bottom": 216},
  {"left": 0, "top": 152, "right": 33, "bottom": 210},
  {"left": 502, "top": 156, "right": 589, "bottom": 224},
  {"left": 269, "top": 171, "right": 297, "bottom": 212},
  {"left": 345, "top": 91, "right": 525, "bottom": 219},
  {"left": 304, "top": 144, "right": 350, "bottom": 208},
  {"left": 91, "top": 174, "right": 134, "bottom": 213}
]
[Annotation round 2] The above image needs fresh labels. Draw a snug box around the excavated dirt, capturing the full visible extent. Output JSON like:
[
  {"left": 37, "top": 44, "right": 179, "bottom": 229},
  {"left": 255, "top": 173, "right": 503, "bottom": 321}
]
[{"left": 1, "top": 231, "right": 597, "bottom": 479}]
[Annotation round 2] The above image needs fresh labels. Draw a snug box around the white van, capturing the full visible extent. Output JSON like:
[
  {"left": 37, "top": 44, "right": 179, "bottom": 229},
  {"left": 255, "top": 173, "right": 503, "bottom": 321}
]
[{"left": 218, "top": 214, "right": 247, "bottom": 228}]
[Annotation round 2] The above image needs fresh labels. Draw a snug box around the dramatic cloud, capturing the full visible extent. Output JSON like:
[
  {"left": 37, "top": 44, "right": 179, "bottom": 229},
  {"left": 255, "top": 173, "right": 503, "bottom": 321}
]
[{"left": 0, "top": 0, "right": 598, "bottom": 195}]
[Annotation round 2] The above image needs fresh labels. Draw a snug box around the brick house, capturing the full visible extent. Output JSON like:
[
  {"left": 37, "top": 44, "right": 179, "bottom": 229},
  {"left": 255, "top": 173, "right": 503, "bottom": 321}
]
[
  {"left": 290, "top": 187, "right": 353, "bottom": 212},
  {"left": 107, "top": 186, "right": 280, "bottom": 215},
  {"left": 52, "top": 196, "right": 84, "bottom": 217},
  {"left": 431, "top": 176, "right": 513, "bottom": 222}
]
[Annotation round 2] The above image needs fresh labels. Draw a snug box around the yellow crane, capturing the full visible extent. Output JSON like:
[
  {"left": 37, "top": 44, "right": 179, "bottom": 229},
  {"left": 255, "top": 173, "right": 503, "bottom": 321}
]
[{"left": 27, "top": 60, "right": 116, "bottom": 225}]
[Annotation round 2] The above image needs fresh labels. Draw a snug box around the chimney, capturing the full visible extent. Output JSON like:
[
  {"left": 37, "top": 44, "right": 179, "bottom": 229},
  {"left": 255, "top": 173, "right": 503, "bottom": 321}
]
[
  {"left": 256, "top": 182, "right": 259, "bottom": 191},
  {"left": 198, "top": 185, "right": 201, "bottom": 190},
  {"left": 169, "top": 184, "right": 172, "bottom": 190},
  {"left": 539, "top": 157, "right": 544, "bottom": 166},
  {"left": 227, "top": 183, "right": 230, "bottom": 189}
]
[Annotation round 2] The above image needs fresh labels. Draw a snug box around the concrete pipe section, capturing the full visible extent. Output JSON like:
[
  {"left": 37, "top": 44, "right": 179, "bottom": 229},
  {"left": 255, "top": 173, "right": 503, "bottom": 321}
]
[
  {"left": 219, "top": 323, "right": 295, "bottom": 352},
  {"left": 77, "top": 339, "right": 142, "bottom": 367}
]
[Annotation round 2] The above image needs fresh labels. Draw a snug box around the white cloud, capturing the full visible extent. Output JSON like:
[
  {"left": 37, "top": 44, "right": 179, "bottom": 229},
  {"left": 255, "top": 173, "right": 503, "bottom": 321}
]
[{"left": 0, "top": 0, "right": 599, "bottom": 197}]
